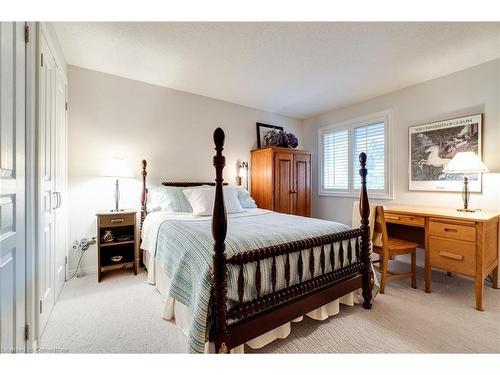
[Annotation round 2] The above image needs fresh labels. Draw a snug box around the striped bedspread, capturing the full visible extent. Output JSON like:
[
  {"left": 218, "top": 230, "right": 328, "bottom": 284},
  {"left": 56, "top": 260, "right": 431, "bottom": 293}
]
[{"left": 151, "top": 209, "right": 360, "bottom": 353}]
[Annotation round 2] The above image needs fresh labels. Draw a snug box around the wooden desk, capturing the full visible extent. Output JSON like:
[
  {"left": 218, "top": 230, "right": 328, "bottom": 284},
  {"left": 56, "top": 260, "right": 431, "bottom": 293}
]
[{"left": 383, "top": 204, "right": 499, "bottom": 311}]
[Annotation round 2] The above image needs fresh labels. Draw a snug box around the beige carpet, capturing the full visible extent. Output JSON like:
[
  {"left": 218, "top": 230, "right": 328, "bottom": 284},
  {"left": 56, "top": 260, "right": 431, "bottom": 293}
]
[{"left": 40, "top": 263, "right": 500, "bottom": 353}]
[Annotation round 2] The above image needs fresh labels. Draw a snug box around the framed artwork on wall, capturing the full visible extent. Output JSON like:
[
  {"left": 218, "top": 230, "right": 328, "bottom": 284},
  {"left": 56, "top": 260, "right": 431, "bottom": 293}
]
[
  {"left": 256, "top": 122, "right": 283, "bottom": 148},
  {"left": 408, "top": 113, "right": 483, "bottom": 192}
]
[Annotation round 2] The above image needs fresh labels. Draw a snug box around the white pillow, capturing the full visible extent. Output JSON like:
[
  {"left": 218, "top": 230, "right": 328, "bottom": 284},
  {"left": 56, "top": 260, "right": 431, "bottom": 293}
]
[{"left": 183, "top": 186, "right": 244, "bottom": 216}]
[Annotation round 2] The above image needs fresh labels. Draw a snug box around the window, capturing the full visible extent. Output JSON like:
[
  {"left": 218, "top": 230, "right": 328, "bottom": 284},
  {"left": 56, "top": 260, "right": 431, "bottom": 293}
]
[
  {"left": 323, "top": 129, "right": 348, "bottom": 190},
  {"left": 319, "top": 110, "right": 392, "bottom": 199}
]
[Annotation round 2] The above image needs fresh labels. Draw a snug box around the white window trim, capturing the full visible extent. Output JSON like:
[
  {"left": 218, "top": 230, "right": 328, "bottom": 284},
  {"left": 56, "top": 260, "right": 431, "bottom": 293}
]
[{"left": 318, "top": 109, "right": 394, "bottom": 200}]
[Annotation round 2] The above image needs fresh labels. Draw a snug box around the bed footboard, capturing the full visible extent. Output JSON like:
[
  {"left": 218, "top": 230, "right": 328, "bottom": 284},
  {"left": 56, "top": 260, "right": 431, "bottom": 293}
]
[{"left": 211, "top": 127, "right": 372, "bottom": 353}]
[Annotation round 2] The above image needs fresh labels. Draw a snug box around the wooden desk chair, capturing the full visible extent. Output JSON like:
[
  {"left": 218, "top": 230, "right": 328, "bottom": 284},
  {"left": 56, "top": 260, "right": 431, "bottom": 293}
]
[{"left": 373, "top": 206, "right": 417, "bottom": 294}]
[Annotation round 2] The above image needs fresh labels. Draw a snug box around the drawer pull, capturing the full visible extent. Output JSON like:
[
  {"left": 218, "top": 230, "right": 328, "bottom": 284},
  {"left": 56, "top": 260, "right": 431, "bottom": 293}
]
[
  {"left": 386, "top": 216, "right": 400, "bottom": 220},
  {"left": 439, "top": 251, "right": 463, "bottom": 261},
  {"left": 444, "top": 228, "right": 458, "bottom": 233},
  {"left": 110, "top": 219, "right": 125, "bottom": 224}
]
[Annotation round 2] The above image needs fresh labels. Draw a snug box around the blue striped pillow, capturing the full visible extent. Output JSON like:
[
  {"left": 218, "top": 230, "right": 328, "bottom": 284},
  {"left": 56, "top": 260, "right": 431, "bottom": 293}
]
[
  {"left": 236, "top": 187, "right": 257, "bottom": 208},
  {"left": 148, "top": 186, "right": 193, "bottom": 212}
]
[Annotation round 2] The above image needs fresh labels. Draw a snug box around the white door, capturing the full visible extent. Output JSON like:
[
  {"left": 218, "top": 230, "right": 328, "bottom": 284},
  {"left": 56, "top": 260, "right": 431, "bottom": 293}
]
[
  {"left": 38, "top": 33, "right": 56, "bottom": 333},
  {"left": 54, "top": 66, "right": 67, "bottom": 299},
  {"left": 0, "top": 22, "right": 26, "bottom": 353}
]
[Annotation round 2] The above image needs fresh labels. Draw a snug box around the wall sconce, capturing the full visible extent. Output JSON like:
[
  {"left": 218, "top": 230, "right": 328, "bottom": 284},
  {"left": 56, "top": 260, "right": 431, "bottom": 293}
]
[{"left": 238, "top": 162, "right": 249, "bottom": 190}]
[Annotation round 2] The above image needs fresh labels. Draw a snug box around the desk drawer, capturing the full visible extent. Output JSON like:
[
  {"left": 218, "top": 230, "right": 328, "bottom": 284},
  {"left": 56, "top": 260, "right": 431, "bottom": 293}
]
[
  {"left": 99, "top": 214, "right": 135, "bottom": 228},
  {"left": 429, "top": 219, "right": 476, "bottom": 242},
  {"left": 429, "top": 236, "right": 475, "bottom": 276},
  {"left": 384, "top": 213, "right": 425, "bottom": 227}
]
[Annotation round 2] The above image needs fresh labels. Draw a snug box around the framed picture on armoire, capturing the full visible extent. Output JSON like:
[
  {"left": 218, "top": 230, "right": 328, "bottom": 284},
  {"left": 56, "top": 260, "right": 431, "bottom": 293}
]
[
  {"left": 408, "top": 113, "right": 483, "bottom": 192},
  {"left": 256, "top": 122, "right": 283, "bottom": 148}
]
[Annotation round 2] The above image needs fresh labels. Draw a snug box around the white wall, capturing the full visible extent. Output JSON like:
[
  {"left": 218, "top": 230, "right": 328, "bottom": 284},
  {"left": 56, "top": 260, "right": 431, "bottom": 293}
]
[
  {"left": 67, "top": 65, "right": 303, "bottom": 272},
  {"left": 303, "top": 59, "right": 500, "bottom": 226}
]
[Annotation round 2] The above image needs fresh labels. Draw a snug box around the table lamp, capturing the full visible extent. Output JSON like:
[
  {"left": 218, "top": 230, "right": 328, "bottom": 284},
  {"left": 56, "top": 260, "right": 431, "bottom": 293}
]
[
  {"left": 102, "top": 158, "right": 133, "bottom": 211},
  {"left": 442, "top": 151, "right": 489, "bottom": 212}
]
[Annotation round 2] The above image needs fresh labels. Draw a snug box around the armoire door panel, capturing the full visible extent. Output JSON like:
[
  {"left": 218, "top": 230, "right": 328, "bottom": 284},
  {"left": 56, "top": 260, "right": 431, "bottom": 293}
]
[
  {"left": 293, "top": 154, "right": 311, "bottom": 217},
  {"left": 274, "top": 153, "right": 293, "bottom": 214}
]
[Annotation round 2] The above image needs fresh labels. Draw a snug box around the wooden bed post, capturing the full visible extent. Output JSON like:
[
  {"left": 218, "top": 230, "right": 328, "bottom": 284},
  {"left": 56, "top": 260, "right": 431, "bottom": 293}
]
[
  {"left": 358, "top": 152, "right": 373, "bottom": 309},
  {"left": 212, "top": 127, "right": 229, "bottom": 353},
  {"left": 140, "top": 159, "right": 148, "bottom": 229}
]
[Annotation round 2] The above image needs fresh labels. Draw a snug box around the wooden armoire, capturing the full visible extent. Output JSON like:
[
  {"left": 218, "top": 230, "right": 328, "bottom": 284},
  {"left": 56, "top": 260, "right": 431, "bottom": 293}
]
[{"left": 250, "top": 147, "right": 311, "bottom": 217}]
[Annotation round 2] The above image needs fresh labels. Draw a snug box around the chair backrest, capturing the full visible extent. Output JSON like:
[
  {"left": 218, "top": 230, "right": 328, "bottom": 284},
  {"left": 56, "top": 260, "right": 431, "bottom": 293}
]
[{"left": 373, "top": 206, "right": 388, "bottom": 254}]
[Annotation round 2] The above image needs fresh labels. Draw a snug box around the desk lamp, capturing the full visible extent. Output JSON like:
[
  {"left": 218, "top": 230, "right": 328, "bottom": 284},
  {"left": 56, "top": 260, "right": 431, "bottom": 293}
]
[{"left": 442, "top": 152, "right": 488, "bottom": 212}]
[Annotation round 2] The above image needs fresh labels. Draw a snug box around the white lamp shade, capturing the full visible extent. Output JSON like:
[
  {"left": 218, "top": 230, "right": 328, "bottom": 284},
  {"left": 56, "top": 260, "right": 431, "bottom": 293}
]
[
  {"left": 102, "top": 158, "right": 134, "bottom": 178},
  {"left": 442, "top": 152, "right": 489, "bottom": 174}
]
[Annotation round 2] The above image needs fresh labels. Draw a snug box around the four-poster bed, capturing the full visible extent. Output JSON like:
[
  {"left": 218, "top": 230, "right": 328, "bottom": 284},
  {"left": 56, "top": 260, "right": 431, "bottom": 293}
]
[{"left": 140, "top": 127, "right": 373, "bottom": 353}]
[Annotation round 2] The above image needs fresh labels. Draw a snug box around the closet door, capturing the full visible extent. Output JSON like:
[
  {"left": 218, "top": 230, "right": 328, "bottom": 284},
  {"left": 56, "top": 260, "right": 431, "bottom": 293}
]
[
  {"left": 53, "top": 66, "right": 67, "bottom": 300},
  {"left": 38, "top": 34, "right": 56, "bottom": 333},
  {"left": 293, "top": 153, "right": 311, "bottom": 217},
  {"left": 273, "top": 152, "right": 293, "bottom": 214},
  {"left": 0, "top": 22, "right": 26, "bottom": 353}
]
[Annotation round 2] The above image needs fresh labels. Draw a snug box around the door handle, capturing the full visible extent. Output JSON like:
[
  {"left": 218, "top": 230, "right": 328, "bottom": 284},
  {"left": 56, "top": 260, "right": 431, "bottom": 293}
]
[
  {"left": 52, "top": 192, "right": 62, "bottom": 209},
  {"left": 53, "top": 191, "right": 61, "bottom": 209},
  {"left": 52, "top": 192, "right": 58, "bottom": 210}
]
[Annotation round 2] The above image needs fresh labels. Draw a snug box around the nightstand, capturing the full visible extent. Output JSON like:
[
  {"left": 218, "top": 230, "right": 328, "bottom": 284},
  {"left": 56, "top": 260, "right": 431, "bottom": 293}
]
[{"left": 96, "top": 210, "right": 139, "bottom": 282}]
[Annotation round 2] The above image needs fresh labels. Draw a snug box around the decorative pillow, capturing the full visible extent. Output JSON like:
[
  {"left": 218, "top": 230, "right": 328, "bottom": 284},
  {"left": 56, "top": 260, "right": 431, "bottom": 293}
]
[
  {"left": 235, "top": 186, "right": 257, "bottom": 208},
  {"left": 183, "top": 186, "right": 244, "bottom": 216},
  {"left": 147, "top": 186, "right": 193, "bottom": 213},
  {"left": 146, "top": 187, "right": 162, "bottom": 212}
]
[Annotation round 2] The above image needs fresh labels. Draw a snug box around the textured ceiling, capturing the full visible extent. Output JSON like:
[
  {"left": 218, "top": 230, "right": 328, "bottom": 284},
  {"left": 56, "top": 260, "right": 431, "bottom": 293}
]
[{"left": 53, "top": 22, "right": 500, "bottom": 119}]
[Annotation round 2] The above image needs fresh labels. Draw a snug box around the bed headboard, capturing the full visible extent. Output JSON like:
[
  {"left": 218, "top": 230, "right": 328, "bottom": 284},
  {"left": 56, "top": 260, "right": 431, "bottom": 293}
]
[{"left": 139, "top": 162, "right": 227, "bottom": 228}]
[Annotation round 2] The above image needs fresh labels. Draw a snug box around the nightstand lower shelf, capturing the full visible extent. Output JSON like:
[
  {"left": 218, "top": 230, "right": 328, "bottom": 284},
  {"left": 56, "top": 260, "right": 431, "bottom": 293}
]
[{"left": 101, "top": 262, "right": 135, "bottom": 273}]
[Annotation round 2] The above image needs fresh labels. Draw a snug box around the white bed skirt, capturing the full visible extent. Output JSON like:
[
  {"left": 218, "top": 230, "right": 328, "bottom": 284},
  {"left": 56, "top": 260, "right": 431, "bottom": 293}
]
[{"left": 144, "top": 249, "right": 363, "bottom": 353}]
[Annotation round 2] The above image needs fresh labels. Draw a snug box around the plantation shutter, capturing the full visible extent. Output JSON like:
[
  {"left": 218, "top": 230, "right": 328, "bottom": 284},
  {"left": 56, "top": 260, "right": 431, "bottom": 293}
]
[
  {"left": 352, "top": 122, "right": 385, "bottom": 190},
  {"left": 322, "top": 129, "right": 349, "bottom": 190}
]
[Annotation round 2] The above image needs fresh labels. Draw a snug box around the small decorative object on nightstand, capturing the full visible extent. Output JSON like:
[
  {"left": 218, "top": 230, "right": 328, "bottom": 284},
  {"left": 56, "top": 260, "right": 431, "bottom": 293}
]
[
  {"left": 96, "top": 210, "right": 138, "bottom": 282},
  {"left": 442, "top": 151, "right": 489, "bottom": 212}
]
